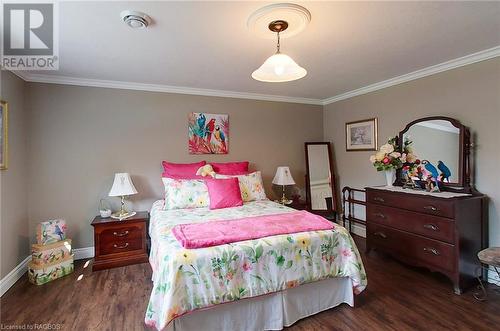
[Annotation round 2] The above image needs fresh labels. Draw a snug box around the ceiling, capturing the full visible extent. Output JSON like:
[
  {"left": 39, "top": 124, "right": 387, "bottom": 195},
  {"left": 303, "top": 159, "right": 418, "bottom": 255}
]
[{"left": 18, "top": 1, "right": 500, "bottom": 103}]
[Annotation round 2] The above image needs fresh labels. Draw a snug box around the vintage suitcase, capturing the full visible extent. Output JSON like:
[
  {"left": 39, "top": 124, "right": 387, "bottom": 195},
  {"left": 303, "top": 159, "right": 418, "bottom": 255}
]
[
  {"left": 28, "top": 255, "right": 74, "bottom": 285},
  {"left": 36, "top": 219, "right": 67, "bottom": 245},
  {"left": 31, "top": 239, "right": 72, "bottom": 266}
]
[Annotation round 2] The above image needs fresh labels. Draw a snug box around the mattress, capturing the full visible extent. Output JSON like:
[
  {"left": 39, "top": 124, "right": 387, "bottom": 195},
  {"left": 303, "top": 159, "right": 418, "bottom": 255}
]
[{"left": 145, "top": 199, "right": 367, "bottom": 330}]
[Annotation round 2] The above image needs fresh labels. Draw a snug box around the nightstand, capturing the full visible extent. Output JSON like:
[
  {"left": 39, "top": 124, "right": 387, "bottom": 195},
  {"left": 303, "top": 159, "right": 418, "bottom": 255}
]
[
  {"left": 288, "top": 200, "right": 308, "bottom": 210},
  {"left": 91, "top": 211, "right": 149, "bottom": 271}
]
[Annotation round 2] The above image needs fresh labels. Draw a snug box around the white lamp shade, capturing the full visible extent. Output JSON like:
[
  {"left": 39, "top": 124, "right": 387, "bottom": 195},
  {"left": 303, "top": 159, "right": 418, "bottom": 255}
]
[
  {"left": 272, "top": 166, "right": 296, "bottom": 186},
  {"left": 252, "top": 53, "right": 307, "bottom": 82},
  {"left": 108, "top": 173, "right": 138, "bottom": 197}
]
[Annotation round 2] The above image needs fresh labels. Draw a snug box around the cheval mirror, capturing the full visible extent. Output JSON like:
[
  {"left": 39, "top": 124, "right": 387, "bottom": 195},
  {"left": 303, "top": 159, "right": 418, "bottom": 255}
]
[
  {"left": 395, "top": 116, "right": 472, "bottom": 193},
  {"left": 305, "top": 142, "right": 338, "bottom": 218}
]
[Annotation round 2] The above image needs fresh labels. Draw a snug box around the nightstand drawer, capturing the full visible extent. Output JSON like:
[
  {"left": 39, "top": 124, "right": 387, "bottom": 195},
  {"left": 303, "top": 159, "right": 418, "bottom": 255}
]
[
  {"left": 99, "top": 224, "right": 144, "bottom": 243},
  {"left": 100, "top": 238, "right": 144, "bottom": 255}
]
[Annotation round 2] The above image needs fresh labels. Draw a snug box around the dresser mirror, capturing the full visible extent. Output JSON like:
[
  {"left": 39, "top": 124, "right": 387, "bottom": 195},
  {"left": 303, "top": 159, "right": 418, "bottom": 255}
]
[
  {"left": 305, "top": 142, "right": 338, "bottom": 216},
  {"left": 396, "top": 116, "right": 472, "bottom": 193}
]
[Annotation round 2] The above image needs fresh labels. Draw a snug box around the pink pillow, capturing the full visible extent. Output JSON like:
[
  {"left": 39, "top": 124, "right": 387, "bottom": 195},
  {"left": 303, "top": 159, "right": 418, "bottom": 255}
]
[
  {"left": 162, "top": 161, "right": 206, "bottom": 178},
  {"left": 205, "top": 178, "right": 243, "bottom": 210},
  {"left": 211, "top": 161, "right": 249, "bottom": 175}
]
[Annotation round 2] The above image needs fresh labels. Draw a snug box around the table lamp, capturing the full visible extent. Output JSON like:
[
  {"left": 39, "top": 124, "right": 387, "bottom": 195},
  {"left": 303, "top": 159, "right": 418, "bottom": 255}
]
[
  {"left": 272, "top": 166, "right": 296, "bottom": 205},
  {"left": 108, "top": 173, "right": 138, "bottom": 220}
]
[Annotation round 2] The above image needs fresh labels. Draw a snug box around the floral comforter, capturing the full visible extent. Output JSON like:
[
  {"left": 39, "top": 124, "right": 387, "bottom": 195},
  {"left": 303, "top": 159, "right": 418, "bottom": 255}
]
[{"left": 145, "top": 200, "right": 367, "bottom": 330}]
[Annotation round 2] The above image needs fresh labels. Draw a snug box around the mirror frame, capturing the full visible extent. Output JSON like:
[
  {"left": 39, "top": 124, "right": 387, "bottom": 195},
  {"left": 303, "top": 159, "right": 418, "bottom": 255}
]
[
  {"left": 395, "top": 116, "right": 472, "bottom": 193},
  {"left": 304, "top": 142, "right": 338, "bottom": 216}
]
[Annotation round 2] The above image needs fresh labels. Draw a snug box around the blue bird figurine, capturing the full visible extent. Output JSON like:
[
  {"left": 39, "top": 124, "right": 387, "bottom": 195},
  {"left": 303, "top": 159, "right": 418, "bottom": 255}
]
[
  {"left": 438, "top": 160, "right": 452, "bottom": 182},
  {"left": 422, "top": 160, "right": 439, "bottom": 179}
]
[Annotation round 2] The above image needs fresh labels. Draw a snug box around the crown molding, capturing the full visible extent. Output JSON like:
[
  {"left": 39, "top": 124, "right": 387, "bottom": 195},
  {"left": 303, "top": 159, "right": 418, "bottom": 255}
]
[
  {"left": 321, "top": 45, "right": 500, "bottom": 105},
  {"left": 13, "top": 72, "right": 323, "bottom": 105},
  {"left": 10, "top": 46, "right": 499, "bottom": 106}
]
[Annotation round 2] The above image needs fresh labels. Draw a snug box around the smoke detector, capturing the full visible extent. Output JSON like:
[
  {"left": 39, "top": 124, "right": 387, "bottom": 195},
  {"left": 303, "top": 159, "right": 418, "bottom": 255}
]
[{"left": 120, "top": 10, "right": 152, "bottom": 29}]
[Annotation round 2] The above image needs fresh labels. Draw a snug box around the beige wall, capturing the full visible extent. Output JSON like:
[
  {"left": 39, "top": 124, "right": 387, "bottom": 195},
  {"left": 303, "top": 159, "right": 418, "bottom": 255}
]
[
  {"left": 25, "top": 84, "right": 323, "bottom": 249},
  {"left": 0, "top": 72, "right": 30, "bottom": 278},
  {"left": 324, "top": 57, "right": 500, "bottom": 246}
]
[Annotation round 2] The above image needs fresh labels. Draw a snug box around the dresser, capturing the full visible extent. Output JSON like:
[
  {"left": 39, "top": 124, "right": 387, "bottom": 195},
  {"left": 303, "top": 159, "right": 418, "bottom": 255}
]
[{"left": 366, "top": 187, "right": 486, "bottom": 294}]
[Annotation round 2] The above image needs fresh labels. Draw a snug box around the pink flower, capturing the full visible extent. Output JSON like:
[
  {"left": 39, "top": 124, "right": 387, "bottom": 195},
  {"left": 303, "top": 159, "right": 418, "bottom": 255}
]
[
  {"left": 382, "top": 157, "right": 391, "bottom": 164},
  {"left": 226, "top": 272, "right": 234, "bottom": 280},
  {"left": 242, "top": 261, "right": 252, "bottom": 271},
  {"left": 341, "top": 249, "right": 352, "bottom": 257}
]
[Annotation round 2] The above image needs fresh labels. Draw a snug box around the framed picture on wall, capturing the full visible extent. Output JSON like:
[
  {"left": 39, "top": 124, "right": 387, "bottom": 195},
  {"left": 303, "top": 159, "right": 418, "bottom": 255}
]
[
  {"left": 345, "top": 118, "right": 378, "bottom": 151},
  {"left": 0, "top": 100, "right": 8, "bottom": 170},
  {"left": 188, "top": 113, "right": 229, "bottom": 154}
]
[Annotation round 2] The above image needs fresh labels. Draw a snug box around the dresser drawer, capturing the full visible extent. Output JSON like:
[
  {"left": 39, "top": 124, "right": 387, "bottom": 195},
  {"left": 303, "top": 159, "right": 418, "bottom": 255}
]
[
  {"left": 367, "top": 204, "right": 455, "bottom": 244},
  {"left": 367, "top": 189, "right": 454, "bottom": 218},
  {"left": 368, "top": 223, "right": 456, "bottom": 272}
]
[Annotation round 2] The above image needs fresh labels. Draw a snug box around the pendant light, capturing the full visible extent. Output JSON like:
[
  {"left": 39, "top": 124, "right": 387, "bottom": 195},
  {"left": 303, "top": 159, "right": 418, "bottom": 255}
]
[{"left": 252, "top": 20, "right": 307, "bottom": 83}]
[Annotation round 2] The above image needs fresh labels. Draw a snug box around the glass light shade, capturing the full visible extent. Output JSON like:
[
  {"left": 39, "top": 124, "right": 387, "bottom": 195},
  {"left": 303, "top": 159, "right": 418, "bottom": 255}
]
[{"left": 252, "top": 53, "right": 307, "bottom": 82}]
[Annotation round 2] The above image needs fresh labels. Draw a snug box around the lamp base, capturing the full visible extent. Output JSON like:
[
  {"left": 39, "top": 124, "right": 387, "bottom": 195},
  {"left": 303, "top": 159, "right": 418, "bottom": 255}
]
[
  {"left": 111, "top": 211, "right": 136, "bottom": 221},
  {"left": 275, "top": 197, "right": 293, "bottom": 205}
]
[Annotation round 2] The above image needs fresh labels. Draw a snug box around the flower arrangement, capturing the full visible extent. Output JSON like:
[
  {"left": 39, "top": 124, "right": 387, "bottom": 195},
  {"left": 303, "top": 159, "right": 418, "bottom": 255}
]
[
  {"left": 400, "top": 137, "right": 420, "bottom": 174},
  {"left": 369, "top": 137, "right": 405, "bottom": 171}
]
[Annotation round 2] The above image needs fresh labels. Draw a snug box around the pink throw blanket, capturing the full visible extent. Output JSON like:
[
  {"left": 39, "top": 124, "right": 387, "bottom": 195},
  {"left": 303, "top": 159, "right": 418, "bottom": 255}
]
[{"left": 172, "top": 211, "right": 334, "bottom": 249}]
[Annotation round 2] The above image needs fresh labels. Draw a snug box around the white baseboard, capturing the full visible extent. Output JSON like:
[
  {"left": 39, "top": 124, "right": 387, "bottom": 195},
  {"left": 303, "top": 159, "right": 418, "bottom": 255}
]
[
  {"left": 0, "top": 246, "right": 95, "bottom": 297},
  {"left": 0, "top": 256, "right": 31, "bottom": 297},
  {"left": 73, "top": 246, "right": 95, "bottom": 260}
]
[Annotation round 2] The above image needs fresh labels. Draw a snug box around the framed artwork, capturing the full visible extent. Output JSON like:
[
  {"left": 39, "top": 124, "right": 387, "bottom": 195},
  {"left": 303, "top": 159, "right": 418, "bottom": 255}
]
[
  {"left": 345, "top": 118, "right": 378, "bottom": 151},
  {"left": 0, "top": 100, "right": 8, "bottom": 170},
  {"left": 188, "top": 112, "right": 229, "bottom": 154}
]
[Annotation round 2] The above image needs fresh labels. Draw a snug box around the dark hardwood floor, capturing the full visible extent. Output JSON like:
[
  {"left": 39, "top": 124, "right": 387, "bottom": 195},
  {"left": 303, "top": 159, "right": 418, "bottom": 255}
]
[{"left": 1, "top": 236, "right": 499, "bottom": 330}]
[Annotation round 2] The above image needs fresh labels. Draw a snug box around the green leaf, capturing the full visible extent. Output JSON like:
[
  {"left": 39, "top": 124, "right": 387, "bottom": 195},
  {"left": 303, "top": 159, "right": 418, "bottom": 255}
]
[
  {"left": 285, "top": 260, "right": 293, "bottom": 269},
  {"left": 255, "top": 245, "right": 263, "bottom": 260},
  {"left": 276, "top": 255, "right": 285, "bottom": 267},
  {"left": 286, "top": 236, "right": 294, "bottom": 243}
]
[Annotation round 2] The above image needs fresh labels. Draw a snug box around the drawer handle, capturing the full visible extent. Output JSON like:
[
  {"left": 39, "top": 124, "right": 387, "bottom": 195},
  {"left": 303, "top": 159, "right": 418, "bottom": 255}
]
[
  {"left": 423, "top": 205, "right": 439, "bottom": 212},
  {"left": 373, "top": 232, "right": 387, "bottom": 239},
  {"left": 423, "top": 224, "right": 439, "bottom": 231},
  {"left": 373, "top": 197, "right": 385, "bottom": 203},
  {"left": 113, "top": 243, "right": 129, "bottom": 249},
  {"left": 373, "top": 212, "right": 386, "bottom": 219},
  {"left": 113, "top": 230, "right": 129, "bottom": 237},
  {"left": 423, "top": 247, "right": 440, "bottom": 256}
]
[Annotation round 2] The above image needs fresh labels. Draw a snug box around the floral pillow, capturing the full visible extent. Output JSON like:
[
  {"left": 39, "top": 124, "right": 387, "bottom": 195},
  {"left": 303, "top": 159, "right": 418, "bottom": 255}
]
[
  {"left": 215, "top": 171, "right": 267, "bottom": 202},
  {"left": 162, "top": 177, "right": 209, "bottom": 210}
]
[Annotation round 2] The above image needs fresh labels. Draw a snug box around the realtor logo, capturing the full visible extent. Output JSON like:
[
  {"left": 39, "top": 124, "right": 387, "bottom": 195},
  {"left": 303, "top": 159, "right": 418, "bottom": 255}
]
[{"left": 1, "top": 2, "right": 59, "bottom": 70}]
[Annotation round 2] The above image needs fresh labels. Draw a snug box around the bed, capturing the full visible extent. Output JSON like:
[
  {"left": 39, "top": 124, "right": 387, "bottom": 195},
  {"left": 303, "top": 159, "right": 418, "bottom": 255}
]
[{"left": 145, "top": 199, "right": 367, "bottom": 331}]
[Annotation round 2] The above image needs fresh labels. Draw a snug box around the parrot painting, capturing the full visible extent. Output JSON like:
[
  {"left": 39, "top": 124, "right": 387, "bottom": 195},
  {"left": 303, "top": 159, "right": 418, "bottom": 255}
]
[
  {"left": 205, "top": 118, "right": 216, "bottom": 143},
  {"left": 214, "top": 125, "right": 226, "bottom": 152},
  {"left": 438, "top": 160, "right": 452, "bottom": 182}
]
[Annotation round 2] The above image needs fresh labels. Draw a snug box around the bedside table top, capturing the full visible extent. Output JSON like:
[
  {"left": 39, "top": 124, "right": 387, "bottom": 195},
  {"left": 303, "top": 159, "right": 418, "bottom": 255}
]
[{"left": 91, "top": 211, "right": 149, "bottom": 226}]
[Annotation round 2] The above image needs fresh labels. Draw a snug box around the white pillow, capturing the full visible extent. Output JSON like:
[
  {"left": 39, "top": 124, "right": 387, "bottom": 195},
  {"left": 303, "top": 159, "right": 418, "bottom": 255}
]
[
  {"left": 161, "top": 178, "right": 209, "bottom": 210},
  {"left": 215, "top": 171, "right": 267, "bottom": 202}
]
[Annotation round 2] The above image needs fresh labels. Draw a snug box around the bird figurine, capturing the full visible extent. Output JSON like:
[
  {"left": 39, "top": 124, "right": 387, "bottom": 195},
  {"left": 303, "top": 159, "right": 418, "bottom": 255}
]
[
  {"left": 422, "top": 160, "right": 440, "bottom": 192},
  {"left": 437, "top": 160, "right": 452, "bottom": 183},
  {"left": 214, "top": 125, "right": 226, "bottom": 153}
]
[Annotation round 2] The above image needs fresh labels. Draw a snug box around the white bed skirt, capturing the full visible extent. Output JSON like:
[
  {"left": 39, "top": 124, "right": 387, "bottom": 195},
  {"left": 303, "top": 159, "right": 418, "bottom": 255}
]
[{"left": 166, "top": 277, "right": 354, "bottom": 331}]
